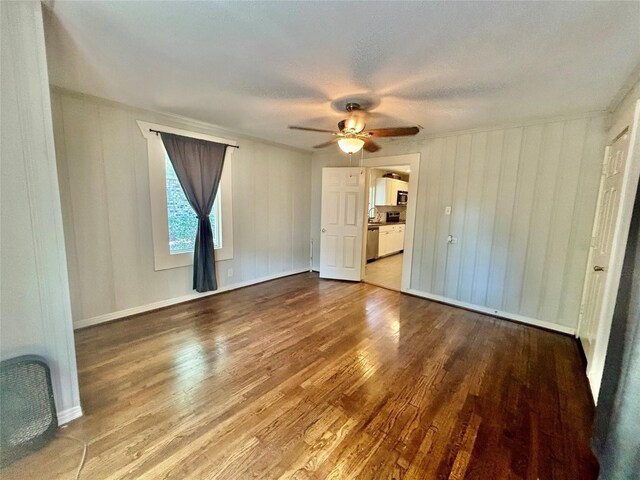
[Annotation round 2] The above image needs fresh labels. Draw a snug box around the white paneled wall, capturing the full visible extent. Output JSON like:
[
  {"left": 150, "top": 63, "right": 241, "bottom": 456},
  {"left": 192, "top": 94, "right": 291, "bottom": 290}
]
[
  {"left": 311, "top": 114, "right": 606, "bottom": 331},
  {"left": 1, "top": 2, "right": 80, "bottom": 421},
  {"left": 51, "top": 89, "right": 311, "bottom": 327}
]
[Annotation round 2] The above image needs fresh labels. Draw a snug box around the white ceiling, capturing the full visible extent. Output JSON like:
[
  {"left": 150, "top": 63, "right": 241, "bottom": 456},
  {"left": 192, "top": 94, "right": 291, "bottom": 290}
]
[{"left": 43, "top": 1, "right": 640, "bottom": 151}]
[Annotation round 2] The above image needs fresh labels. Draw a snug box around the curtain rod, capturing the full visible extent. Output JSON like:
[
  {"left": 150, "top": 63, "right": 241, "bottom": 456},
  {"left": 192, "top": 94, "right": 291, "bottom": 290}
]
[{"left": 149, "top": 129, "right": 240, "bottom": 149}]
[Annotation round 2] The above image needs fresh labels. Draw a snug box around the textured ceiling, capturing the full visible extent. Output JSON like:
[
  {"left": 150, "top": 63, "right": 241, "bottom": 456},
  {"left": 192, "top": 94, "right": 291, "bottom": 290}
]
[{"left": 43, "top": 1, "right": 640, "bottom": 150}]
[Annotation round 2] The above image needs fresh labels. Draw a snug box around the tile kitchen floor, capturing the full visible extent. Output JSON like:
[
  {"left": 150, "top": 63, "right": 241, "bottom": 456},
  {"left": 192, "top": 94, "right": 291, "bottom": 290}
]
[{"left": 364, "top": 253, "right": 403, "bottom": 291}]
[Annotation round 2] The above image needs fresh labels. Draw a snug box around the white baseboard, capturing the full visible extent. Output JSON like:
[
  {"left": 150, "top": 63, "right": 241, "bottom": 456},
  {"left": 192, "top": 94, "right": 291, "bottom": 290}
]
[
  {"left": 57, "top": 405, "right": 83, "bottom": 425},
  {"left": 76, "top": 269, "right": 575, "bottom": 335},
  {"left": 74, "top": 268, "right": 309, "bottom": 330},
  {"left": 405, "top": 288, "right": 576, "bottom": 335},
  {"left": 312, "top": 273, "right": 574, "bottom": 334}
]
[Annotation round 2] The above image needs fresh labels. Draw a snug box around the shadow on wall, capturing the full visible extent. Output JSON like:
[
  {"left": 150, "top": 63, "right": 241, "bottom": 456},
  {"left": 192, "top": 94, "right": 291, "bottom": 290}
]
[{"left": 592, "top": 179, "right": 640, "bottom": 479}]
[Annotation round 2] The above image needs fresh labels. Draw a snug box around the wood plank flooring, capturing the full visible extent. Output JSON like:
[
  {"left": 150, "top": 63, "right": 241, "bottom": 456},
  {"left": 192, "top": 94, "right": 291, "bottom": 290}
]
[{"left": 2, "top": 273, "right": 598, "bottom": 479}]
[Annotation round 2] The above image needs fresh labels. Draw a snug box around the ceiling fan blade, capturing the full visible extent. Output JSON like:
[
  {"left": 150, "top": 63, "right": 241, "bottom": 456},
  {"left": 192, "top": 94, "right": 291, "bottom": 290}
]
[
  {"left": 289, "top": 125, "right": 338, "bottom": 134},
  {"left": 313, "top": 138, "right": 339, "bottom": 149},
  {"left": 363, "top": 139, "right": 381, "bottom": 153},
  {"left": 367, "top": 126, "right": 420, "bottom": 138}
]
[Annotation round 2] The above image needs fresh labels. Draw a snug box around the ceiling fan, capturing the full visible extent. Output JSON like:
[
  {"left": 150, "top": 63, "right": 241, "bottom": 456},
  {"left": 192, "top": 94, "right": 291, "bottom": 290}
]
[{"left": 289, "top": 102, "right": 420, "bottom": 154}]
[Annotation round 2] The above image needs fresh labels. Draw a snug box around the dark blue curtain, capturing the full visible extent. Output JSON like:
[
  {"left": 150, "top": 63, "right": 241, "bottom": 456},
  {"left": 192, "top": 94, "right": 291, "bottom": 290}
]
[{"left": 160, "top": 132, "right": 227, "bottom": 293}]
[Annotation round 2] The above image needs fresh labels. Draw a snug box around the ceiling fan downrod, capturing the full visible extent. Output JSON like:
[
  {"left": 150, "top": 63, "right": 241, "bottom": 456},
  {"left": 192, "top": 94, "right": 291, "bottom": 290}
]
[{"left": 345, "top": 102, "right": 361, "bottom": 113}]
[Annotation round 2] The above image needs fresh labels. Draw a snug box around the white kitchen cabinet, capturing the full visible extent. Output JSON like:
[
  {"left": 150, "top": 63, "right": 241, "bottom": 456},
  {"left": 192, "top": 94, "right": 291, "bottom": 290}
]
[
  {"left": 394, "top": 224, "right": 405, "bottom": 252},
  {"left": 375, "top": 178, "right": 408, "bottom": 206},
  {"left": 378, "top": 227, "right": 393, "bottom": 257},
  {"left": 378, "top": 224, "right": 405, "bottom": 257},
  {"left": 375, "top": 178, "right": 395, "bottom": 206}
]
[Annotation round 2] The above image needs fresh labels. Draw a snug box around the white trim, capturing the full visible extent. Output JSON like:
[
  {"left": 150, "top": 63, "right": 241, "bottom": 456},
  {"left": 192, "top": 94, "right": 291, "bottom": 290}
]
[
  {"left": 406, "top": 288, "right": 575, "bottom": 335},
  {"left": 607, "top": 65, "right": 640, "bottom": 114},
  {"left": 49, "top": 87, "right": 608, "bottom": 155},
  {"left": 137, "top": 120, "right": 234, "bottom": 269},
  {"left": 137, "top": 120, "right": 239, "bottom": 147},
  {"left": 585, "top": 99, "right": 640, "bottom": 400},
  {"left": 73, "top": 268, "right": 310, "bottom": 330},
  {"left": 50, "top": 85, "right": 309, "bottom": 155},
  {"left": 609, "top": 101, "right": 638, "bottom": 144},
  {"left": 57, "top": 405, "right": 83, "bottom": 425},
  {"left": 325, "top": 267, "right": 572, "bottom": 334},
  {"left": 375, "top": 111, "right": 608, "bottom": 147},
  {"left": 361, "top": 153, "right": 421, "bottom": 292},
  {"left": 6, "top": 2, "right": 82, "bottom": 420}
]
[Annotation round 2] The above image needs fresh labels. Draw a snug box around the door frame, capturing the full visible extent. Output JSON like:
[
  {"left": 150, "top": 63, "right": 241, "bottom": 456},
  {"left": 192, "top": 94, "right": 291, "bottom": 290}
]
[
  {"left": 578, "top": 99, "right": 640, "bottom": 400},
  {"left": 360, "top": 153, "right": 421, "bottom": 292}
]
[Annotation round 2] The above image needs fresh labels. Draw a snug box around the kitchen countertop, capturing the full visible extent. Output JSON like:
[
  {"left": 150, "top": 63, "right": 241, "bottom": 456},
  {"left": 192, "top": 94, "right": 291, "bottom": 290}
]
[{"left": 368, "top": 221, "right": 406, "bottom": 228}]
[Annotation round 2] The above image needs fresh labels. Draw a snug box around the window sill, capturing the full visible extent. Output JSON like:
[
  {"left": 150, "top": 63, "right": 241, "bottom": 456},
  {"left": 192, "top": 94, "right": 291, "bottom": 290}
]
[{"left": 154, "top": 247, "right": 233, "bottom": 272}]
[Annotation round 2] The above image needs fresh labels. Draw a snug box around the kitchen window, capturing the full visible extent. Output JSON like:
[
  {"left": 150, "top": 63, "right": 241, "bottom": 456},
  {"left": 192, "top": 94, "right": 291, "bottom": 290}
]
[{"left": 138, "top": 121, "right": 235, "bottom": 271}]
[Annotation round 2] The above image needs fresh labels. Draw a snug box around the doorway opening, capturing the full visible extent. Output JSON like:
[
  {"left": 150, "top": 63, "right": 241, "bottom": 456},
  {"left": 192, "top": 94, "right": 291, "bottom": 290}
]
[
  {"left": 317, "top": 152, "right": 419, "bottom": 290},
  {"left": 364, "top": 165, "right": 410, "bottom": 291}
]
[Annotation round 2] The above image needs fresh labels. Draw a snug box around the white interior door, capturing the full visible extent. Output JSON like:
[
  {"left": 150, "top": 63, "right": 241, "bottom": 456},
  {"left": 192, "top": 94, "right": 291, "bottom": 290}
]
[
  {"left": 579, "top": 131, "right": 630, "bottom": 366},
  {"left": 320, "top": 167, "right": 366, "bottom": 281}
]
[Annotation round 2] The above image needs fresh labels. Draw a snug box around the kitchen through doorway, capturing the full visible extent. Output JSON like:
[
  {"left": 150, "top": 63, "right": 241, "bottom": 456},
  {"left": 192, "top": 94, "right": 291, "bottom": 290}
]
[{"left": 364, "top": 165, "right": 410, "bottom": 291}]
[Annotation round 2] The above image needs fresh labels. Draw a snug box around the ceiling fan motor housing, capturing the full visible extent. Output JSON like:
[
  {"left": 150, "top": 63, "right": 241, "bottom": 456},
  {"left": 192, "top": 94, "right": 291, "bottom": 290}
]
[
  {"left": 339, "top": 103, "right": 367, "bottom": 133},
  {"left": 345, "top": 102, "right": 361, "bottom": 112},
  {"left": 288, "top": 96, "right": 420, "bottom": 153}
]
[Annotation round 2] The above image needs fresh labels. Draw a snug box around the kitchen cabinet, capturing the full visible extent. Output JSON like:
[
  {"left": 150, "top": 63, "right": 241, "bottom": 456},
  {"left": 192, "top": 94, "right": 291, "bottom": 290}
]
[
  {"left": 378, "top": 227, "right": 392, "bottom": 257},
  {"left": 393, "top": 224, "right": 405, "bottom": 252},
  {"left": 375, "top": 178, "right": 408, "bottom": 206},
  {"left": 378, "top": 224, "right": 405, "bottom": 257}
]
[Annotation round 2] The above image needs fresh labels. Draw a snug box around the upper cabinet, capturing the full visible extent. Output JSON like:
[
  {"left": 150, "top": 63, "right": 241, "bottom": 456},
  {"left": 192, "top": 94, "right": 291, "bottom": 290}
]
[{"left": 375, "top": 177, "right": 408, "bottom": 206}]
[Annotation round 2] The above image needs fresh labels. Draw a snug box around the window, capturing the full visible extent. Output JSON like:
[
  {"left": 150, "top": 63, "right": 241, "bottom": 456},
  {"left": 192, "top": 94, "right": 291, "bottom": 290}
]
[
  {"left": 165, "top": 153, "right": 222, "bottom": 254},
  {"left": 138, "top": 120, "right": 235, "bottom": 271},
  {"left": 368, "top": 184, "right": 376, "bottom": 217}
]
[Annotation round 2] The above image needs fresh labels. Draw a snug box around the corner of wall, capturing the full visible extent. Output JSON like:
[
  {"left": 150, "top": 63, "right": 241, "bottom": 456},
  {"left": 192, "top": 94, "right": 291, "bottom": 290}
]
[{"left": 1, "top": 0, "right": 81, "bottom": 418}]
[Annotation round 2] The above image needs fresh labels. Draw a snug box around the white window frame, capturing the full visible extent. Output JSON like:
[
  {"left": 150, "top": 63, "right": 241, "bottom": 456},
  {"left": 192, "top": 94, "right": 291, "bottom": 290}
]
[{"left": 138, "top": 120, "right": 235, "bottom": 271}]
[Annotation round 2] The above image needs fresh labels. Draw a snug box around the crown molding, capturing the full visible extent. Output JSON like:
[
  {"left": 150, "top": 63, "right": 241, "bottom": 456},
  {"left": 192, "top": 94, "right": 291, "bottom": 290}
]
[
  {"left": 607, "top": 62, "right": 640, "bottom": 114},
  {"left": 49, "top": 85, "right": 312, "bottom": 155}
]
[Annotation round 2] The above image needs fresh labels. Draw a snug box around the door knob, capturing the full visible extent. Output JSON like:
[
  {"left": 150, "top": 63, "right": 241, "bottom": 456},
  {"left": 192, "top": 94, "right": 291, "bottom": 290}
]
[
  {"left": 321, "top": 228, "right": 326, "bottom": 233},
  {"left": 593, "top": 265, "right": 605, "bottom": 272}
]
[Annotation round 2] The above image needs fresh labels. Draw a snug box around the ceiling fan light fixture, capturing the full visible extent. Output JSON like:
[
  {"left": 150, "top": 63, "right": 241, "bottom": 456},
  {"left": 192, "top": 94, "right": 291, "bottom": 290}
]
[{"left": 338, "top": 137, "right": 364, "bottom": 154}]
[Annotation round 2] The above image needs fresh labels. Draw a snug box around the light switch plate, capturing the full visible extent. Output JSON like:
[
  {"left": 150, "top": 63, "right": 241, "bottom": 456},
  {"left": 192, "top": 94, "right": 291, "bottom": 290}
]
[
  {"left": 227, "top": 268, "right": 233, "bottom": 277},
  {"left": 445, "top": 206, "right": 452, "bottom": 215}
]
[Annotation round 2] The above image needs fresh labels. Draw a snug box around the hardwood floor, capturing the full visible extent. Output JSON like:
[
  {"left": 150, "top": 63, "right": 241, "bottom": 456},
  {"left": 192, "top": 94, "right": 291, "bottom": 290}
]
[
  {"left": 2, "top": 273, "right": 598, "bottom": 479},
  {"left": 365, "top": 253, "right": 403, "bottom": 291}
]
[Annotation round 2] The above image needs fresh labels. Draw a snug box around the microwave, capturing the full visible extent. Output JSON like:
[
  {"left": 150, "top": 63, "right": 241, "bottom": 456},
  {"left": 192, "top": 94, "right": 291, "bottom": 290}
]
[{"left": 397, "top": 190, "right": 408, "bottom": 206}]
